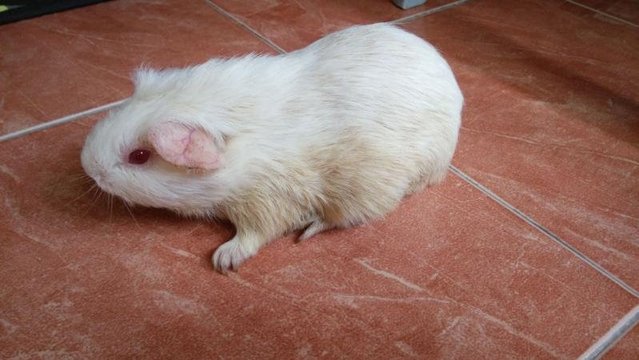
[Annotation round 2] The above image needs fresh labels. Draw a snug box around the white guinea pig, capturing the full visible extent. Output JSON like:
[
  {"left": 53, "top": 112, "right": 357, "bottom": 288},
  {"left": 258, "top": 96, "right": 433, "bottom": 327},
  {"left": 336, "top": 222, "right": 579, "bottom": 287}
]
[{"left": 81, "top": 23, "right": 463, "bottom": 273}]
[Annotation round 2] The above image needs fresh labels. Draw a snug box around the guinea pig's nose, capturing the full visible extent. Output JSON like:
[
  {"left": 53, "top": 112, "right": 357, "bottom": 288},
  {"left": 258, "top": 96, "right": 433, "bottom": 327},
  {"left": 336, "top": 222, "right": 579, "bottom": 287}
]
[{"left": 90, "top": 167, "right": 109, "bottom": 188}]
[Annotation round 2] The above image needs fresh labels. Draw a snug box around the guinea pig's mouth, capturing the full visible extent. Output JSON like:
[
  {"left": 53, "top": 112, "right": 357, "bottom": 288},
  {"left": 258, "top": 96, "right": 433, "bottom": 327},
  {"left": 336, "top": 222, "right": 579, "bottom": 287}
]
[{"left": 87, "top": 174, "right": 118, "bottom": 198}]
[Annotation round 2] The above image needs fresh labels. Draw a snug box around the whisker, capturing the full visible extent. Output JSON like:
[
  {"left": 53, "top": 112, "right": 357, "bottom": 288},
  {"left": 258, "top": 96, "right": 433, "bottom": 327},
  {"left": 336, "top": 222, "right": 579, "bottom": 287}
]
[
  {"left": 108, "top": 194, "right": 114, "bottom": 222},
  {"left": 89, "top": 187, "right": 105, "bottom": 211},
  {"left": 93, "top": 186, "right": 102, "bottom": 199},
  {"left": 90, "top": 186, "right": 100, "bottom": 203},
  {"left": 122, "top": 199, "right": 141, "bottom": 228},
  {"left": 68, "top": 173, "right": 93, "bottom": 185},
  {"left": 70, "top": 183, "right": 97, "bottom": 205},
  {"left": 81, "top": 176, "right": 94, "bottom": 186}
]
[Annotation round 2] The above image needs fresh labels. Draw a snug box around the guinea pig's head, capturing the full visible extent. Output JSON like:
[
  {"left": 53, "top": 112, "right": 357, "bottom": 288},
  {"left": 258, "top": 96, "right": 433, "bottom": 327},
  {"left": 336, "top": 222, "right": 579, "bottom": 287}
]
[{"left": 80, "top": 99, "right": 227, "bottom": 213}]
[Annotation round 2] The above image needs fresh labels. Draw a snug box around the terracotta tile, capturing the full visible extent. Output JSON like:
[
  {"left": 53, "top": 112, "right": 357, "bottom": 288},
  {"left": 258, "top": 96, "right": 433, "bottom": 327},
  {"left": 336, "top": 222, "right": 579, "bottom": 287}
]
[
  {"left": 604, "top": 324, "right": 639, "bottom": 359},
  {"left": 400, "top": 0, "right": 639, "bottom": 289},
  {"left": 572, "top": 0, "right": 639, "bottom": 25},
  {"left": 210, "top": 0, "right": 460, "bottom": 51},
  {"left": 0, "top": 0, "right": 275, "bottom": 136},
  {"left": 0, "top": 120, "right": 636, "bottom": 358}
]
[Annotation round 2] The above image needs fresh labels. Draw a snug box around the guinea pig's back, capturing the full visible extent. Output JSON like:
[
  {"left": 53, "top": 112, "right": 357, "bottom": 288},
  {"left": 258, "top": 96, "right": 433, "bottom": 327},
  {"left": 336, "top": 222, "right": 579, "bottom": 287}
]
[
  {"left": 305, "top": 23, "right": 462, "bottom": 117},
  {"left": 217, "top": 24, "right": 464, "bottom": 229},
  {"left": 299, "top": 24, "right": 463, "bottom": 179}
]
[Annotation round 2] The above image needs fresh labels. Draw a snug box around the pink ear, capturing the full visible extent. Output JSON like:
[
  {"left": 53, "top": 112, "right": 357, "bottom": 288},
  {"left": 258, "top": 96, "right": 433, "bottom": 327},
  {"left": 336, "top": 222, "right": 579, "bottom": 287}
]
[{"left": 148, "top": 122, "right": 221, "bottom": 170}]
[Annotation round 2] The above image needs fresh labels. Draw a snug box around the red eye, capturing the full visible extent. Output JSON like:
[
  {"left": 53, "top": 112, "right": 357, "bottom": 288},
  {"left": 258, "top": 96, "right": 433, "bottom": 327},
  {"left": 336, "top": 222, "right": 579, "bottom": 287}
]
[{"left": 128, "top": 149, "right": 151, "bottom": 164}]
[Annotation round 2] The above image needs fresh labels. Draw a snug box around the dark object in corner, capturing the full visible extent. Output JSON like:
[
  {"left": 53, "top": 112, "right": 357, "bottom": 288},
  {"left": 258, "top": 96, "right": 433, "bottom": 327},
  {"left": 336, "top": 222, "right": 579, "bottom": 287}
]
[{"left": 0, "top": 0, "right": 112, "bottom": 25}]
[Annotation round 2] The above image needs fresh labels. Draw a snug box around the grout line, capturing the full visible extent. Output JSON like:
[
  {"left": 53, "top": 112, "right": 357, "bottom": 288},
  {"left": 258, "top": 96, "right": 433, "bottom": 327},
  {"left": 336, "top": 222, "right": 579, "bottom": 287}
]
[
  {"left": 449, "top": 165, "right": 639, "bottom": 298},
  {"left": 2, "top": 0, "right": 283, "bottom": 145},
  {"left": 1, "top": 0, "right": 466, "bottom": 143},
  {"left": 578, "top": 305, "right": 639, "bottom": 360},
  {"left": 3, "top": 2, "right": 633, "bottom": 301},
  {"left": 0, "top": 99, "right": 126, "bottom": 143},
  {"left": 565, "top": 0, "right": 639, "bottom": 28},
  {"left": 200, "top": 1, "right": 639, "bottom": 300},
  {"left": 204, "top": 0, "right": 287, "bottom": 54},
  {"left": 206, "top": 0, "right": 470, "bottom": 54},
  {"left": 390, "top": 0, "right": 471, "bottom": 25}
]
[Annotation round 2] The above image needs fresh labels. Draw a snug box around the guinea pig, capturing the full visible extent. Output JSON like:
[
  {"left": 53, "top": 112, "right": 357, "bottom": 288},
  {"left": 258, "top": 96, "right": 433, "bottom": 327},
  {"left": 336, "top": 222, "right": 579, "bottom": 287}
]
[{"left": 81, "top": 23, "right": 464, "bottom": 273}]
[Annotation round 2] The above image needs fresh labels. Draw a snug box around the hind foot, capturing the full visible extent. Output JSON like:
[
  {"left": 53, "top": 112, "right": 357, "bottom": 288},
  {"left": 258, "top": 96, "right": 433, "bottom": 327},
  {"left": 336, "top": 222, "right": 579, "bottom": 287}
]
[
  {"left": 407, "top": 169, "right": 449, "bottom": 194},
  {"left": 298, "top": 220, "right": 334, "bottom": 241}
]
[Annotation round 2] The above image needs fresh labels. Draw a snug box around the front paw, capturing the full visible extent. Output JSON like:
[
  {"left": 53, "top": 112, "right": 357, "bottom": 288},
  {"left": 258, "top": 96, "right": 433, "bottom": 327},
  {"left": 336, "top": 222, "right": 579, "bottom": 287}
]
[{"left": 212, "top": 238, "right": 254, "bottom": 273}]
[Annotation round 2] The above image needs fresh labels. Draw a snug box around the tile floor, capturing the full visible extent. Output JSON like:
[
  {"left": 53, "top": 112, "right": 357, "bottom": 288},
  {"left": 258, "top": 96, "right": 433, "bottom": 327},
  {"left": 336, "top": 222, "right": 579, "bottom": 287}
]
[{"left": 1, "top": 0, "right": 637, "bottom": 358}]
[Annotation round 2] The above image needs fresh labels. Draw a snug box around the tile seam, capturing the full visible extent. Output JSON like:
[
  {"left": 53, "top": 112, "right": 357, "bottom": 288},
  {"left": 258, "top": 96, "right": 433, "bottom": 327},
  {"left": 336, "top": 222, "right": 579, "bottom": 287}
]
[
  {"left": 3, "top": 2, "right": 634, "bottom": 300},
  {"left": 205, "top": 0, "right": 470, "bottom": 54},
  {"left": 0, "top": 0, "right": 467, "bottom": 143},
  {"left": 449, "top": 165, "right": 639, "bottom": 298},
  {"left": 0, "top": 99, "right": 126, "bottom": 143},
  {"left": 1, "top": 0, "right": 281, "bottom": 144},
  {"left": 390, "top": 0, "right": 471, "bottom": 25},
  {"left": 565, "top": 0, "right": 639, "bottom": 28},
  {"left": 204, "top": 0, "right": 286, "bottom": 54},
  {"left": 578, "top": 305, "right": 639, "bottom": 360}
]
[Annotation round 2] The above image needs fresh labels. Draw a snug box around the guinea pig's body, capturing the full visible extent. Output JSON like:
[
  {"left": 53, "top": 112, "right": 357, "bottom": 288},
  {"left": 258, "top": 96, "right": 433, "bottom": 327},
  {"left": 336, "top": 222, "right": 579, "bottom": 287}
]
[{"left": 81, "top": 23, "right": 463, "bottom": 272}]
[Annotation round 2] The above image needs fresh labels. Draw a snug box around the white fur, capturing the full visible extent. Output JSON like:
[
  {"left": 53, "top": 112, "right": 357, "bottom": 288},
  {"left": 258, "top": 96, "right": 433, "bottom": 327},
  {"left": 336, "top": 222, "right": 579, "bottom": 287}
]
[{"left": 81, "top": 23, "right": 464, "bottom": 272}]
